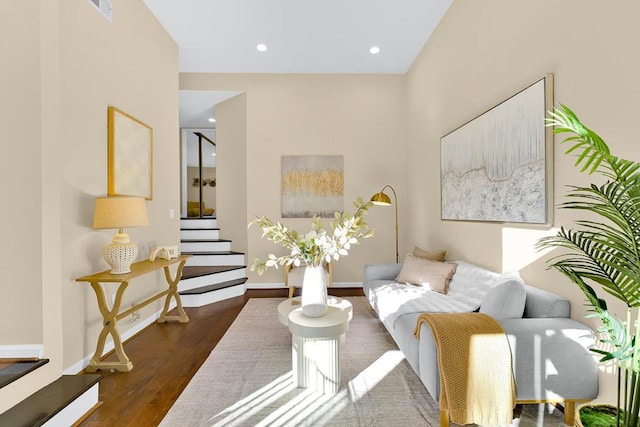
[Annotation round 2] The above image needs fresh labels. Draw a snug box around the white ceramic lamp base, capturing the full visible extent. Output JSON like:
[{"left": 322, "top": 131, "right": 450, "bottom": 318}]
[{"left": 103, "top": 232, "right": 138, "bottom": 274}]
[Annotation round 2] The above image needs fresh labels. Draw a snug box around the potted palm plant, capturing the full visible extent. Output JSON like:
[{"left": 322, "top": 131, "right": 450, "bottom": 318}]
[{"left": 537, "top": 105, "right": 640, "bottom": 427}]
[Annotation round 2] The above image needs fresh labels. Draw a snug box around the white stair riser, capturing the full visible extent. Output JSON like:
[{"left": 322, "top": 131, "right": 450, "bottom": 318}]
[
  {"left": 181, "top": 284, "right": 246, "bottom": 308},
  {"left": 186, "top": 254, "right": 245, "bottom": 266},
  {"left": 179, "top": 268, "right": 247, "bottom": 292},
  {"left": 180, "top": 218, "right": 218, "bottom": 229},
  {"left": 181, "top": 229, "right": 220, "bottom": 240},
  {"left": 181, "top": 241, "right": 231, "bottom": 252},
  {"left": 42, "top": 383, "right": 99, "bottom": 427}
]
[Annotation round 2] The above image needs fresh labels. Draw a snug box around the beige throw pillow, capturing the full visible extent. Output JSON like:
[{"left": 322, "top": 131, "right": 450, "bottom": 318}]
[
  {"left": 395, "top": 254, "right": 457, "bottom": 294},
  {"left": 412, "top": 246, "right": 447, "bottom": 262}
]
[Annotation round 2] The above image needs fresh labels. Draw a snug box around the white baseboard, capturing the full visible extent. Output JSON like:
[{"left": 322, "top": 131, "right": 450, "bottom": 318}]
[
  {"left": 64, "top": 301, "right": 178, "bottom": 374},
  {"left": 0, "top": 345, "right": 44, "bottom": 359},
  {"left": 246, "top": 281, "right": 362, "bottom": 289}
]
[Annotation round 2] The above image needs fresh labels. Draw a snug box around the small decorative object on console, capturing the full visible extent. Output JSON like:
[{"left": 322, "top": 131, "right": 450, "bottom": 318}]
[{"left": 149, "top": 245, "right": 179, "bottom": 262}]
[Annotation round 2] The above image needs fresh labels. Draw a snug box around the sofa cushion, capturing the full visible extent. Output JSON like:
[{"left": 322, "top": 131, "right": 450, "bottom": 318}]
[
  {"left": 447, "top": 260, "right": 500, "bottom": 294},
  {"left": 412, "top": 246, "right": 447, "bottom": 262},
  {"left": 479, "top": 271, "right": 526, "bottom": 319},
  {"left": 395, "top": 255, "right": 457, "bottom": 293}
]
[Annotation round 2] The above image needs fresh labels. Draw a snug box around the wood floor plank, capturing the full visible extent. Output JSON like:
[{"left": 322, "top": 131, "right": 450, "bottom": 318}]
[{"left": 78, "top": 288, "right": 363, "bottom": 426}]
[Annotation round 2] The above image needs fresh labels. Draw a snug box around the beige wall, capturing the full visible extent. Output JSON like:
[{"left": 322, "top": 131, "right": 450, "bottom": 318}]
[
  {"left": 406, "top": 0, "right": 640, "bottom": 404},
  {"left": 180, "top": 74, "right": 407, "bottom": 284},
  {"left": 216, "top": 93, "right": 248, "bottom": 255},
  {"left": 0, "top": 1, "right": 44, "bottom": 346},
  {"left": 0, "top": 0, "right": 179, "bottom": 412}
]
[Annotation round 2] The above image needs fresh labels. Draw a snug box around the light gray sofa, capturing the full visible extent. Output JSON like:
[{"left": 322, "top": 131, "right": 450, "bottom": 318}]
[{"left": 363, "top": 260, "right": 599, "bottom": 425}]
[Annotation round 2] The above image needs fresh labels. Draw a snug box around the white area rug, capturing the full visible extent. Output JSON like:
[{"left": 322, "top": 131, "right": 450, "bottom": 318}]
[{"left": 161, "top": 297, "right": 566, "bottom": 427}]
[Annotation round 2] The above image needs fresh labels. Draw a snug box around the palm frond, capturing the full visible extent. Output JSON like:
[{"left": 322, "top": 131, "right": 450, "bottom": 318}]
[{"left": 546, "top": 104, "right": 611, "bottom": 174}]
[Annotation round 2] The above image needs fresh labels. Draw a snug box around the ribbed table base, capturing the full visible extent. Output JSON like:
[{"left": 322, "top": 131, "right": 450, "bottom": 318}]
[{"left": 292, "top": 334, "right": 340, "bottom": 394}]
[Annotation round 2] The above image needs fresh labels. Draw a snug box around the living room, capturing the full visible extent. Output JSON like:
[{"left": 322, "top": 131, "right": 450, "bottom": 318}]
[{"left": 1, "top": 0, "right": 637, "bottom": 424}]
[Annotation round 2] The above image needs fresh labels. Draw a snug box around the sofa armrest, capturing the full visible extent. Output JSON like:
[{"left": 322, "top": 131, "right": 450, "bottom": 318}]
[
  {"left": 499, "top": 317, "right": 598, "bottom": 401},
  {"left": 523, "top": 285, "right": 571, "bottom": 318},
  {"left": 363, "top": 263, "right": 402, "bottom": 283}
]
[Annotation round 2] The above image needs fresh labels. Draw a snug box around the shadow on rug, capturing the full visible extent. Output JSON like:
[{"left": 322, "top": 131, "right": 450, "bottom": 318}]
[{"left": 160, "top": 297, "right": 567, "bottom": 427}]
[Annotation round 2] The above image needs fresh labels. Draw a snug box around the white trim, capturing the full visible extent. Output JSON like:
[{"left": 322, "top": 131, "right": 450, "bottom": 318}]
[
  {"left": 245, "top": 281, "right": 362, "bottom": 289},
  {"left": 0, "top": 344, "right": 44, "bottom": 359},
  {"left": 64, "top": 301, "right": 177, "bottom": 374},
  {"left": 43, "top": 383, "right": 99, "bottom": 427}
]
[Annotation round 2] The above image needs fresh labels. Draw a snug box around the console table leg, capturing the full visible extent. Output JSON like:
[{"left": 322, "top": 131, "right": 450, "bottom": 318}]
[
  {"left": 157, "top": 260, "right": 189, "bottom": 323},
  {"left": 85, "top": 281, "right": 133, "bottom": 373}
]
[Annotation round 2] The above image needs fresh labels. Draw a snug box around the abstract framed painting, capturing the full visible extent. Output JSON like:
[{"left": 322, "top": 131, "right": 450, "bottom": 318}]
[
  {"left": 281, "top": 155, "right": 344, "bottom": 218},
  {"left": 440, "top": 74, "right": 554, "bottom": 225},
  {"left": 107, "top": 106, "right": 153, "bottom": 200}
]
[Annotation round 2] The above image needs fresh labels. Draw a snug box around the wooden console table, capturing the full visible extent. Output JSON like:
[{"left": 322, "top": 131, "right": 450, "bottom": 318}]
[{"left": 76, "top": 255, "right": 191, "bottom": 373}]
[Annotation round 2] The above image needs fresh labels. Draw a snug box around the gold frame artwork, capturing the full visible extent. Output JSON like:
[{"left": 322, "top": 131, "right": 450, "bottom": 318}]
[{"left": 108, "top": 106, "right": 153, "bottom": 200}]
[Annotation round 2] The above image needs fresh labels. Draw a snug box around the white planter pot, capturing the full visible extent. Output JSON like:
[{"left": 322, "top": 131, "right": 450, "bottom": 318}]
[{"left": 301, "top": 265, "right": 328, "bottom": 317}]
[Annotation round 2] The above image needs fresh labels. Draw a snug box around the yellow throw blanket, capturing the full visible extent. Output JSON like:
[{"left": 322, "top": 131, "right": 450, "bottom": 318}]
[{"left": 414, "top": 313, "right": 515, "bottom": 425}]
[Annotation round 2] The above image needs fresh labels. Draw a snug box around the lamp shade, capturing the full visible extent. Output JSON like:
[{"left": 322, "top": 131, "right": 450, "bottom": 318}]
[
  {"left": 92, "top": 196, "right": 148, "bottom": 229},
  {"left": 370, "top": 191, "right": 392, "bottom": 206}
]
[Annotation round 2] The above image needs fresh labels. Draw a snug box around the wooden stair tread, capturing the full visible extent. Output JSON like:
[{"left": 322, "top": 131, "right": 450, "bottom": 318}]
[
  {"left": 179, "top": 278, "right": 248, "bottom": 295},
  {"left": 181, "top": 265, "right": 246, "bottom": 279},
  {"left": 0, "top": 374, "right": 101, "bottom": 426},
  {"left": 0, "top": 359, "right": 49, "bottom": 390}
]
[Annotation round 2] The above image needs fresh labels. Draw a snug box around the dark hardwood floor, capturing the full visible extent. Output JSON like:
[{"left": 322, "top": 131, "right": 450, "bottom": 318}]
[{"left": 79, "top": 288, "right": 364, "bottom": 427}]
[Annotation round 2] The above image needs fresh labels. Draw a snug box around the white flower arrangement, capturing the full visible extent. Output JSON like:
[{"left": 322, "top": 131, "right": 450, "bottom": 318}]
[{"left": 249, "top": 198, "right": 374, "bottom": 275}]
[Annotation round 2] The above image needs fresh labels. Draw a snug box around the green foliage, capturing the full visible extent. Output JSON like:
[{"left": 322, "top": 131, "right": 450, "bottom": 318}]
[
  {"left": 537, "top": 105, "right": 640, "bottom": 427},
  {"left": 249, "top": 198, "right": 374, "bottom": 275},
  {"left": 579, "top": 405, "right": 622, "bottom": 427}
]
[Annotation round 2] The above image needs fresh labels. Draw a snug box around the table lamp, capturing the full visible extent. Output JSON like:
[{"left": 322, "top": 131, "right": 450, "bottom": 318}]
[
  {"left": 370, "top": 185, "right": 399, "bottom": 263},
  {"left": 92, "top": 196, "right": 148, "bottom": 274}
]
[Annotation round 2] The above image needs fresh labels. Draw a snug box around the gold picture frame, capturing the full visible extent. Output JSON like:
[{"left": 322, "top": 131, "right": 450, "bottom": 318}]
[{"left": 108, "top": 106, "right": 153, "bottom": 200}]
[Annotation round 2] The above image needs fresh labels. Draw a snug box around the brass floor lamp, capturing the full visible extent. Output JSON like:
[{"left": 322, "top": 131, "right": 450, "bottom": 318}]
[{"left": 370, "top": 185, "right": 399, "bottom": 263}]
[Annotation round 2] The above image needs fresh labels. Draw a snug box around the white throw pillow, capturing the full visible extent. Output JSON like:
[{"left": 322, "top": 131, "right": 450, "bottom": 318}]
[
  {"left": 479, "top": 271, "right": 526, "bottom": 319},
  {"left": 395, "top": 254, "right": 457, "bottom": 294}
]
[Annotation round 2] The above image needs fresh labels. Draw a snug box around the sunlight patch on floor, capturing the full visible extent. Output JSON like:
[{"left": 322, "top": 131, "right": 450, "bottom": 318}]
[
  {"left": 209, "top": 372, "right": 296, "bottom": 426},
  {"left": 205, "top": 350, "right": 405, "bottom": 426},
  {"left": 348, "top": 350, "right": 405, "bottom": 401}
]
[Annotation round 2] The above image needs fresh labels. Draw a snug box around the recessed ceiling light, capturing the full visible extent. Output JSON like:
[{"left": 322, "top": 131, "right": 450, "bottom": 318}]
[
  {"left": 256, "top": 43, "right": 268, "bottom": 52},
  {"left": 369, "top": 46, "right": 381, "bottom": 55},
  {"left": 208, "top": 117, "right": 216, "bottom": 123}
]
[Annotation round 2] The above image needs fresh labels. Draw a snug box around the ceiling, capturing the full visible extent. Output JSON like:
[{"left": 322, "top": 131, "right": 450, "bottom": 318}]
[{"left": 142, "top": 0, "right": 452, "bottom": 127}]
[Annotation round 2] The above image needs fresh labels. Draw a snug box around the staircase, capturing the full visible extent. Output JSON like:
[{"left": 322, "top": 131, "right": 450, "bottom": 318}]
[{"left": 179, "top": 217, "right": 247, "bottom": 307}]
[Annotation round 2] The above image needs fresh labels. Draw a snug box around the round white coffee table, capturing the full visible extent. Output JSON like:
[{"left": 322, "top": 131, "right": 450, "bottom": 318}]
[
  {"left": 277, "top": 296, "right": 353, "bottom": 326},
  {"left": 277, "top": 297, "right": 352, "bottom": 394}
]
